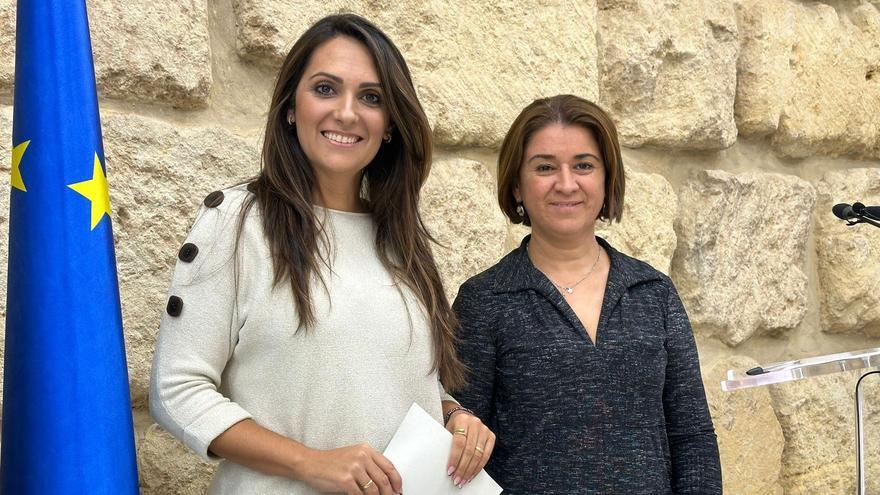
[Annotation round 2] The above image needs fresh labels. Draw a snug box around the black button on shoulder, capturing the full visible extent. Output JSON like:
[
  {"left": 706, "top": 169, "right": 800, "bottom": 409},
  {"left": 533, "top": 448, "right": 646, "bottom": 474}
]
[
  {"left": 203, "top": 190, "right": 224, "bottom": 208},
  {"left": 166, "top": 296, "right": 183, "bottom": 317},
  {"left": 178, "top": 243, "right": 199, "bottom": 262}
]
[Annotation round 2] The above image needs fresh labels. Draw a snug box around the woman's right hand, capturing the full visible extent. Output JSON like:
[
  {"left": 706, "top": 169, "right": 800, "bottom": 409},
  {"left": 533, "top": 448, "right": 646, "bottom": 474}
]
[{"left": 298, "top": 444, "right": 403, "bottom": 495}]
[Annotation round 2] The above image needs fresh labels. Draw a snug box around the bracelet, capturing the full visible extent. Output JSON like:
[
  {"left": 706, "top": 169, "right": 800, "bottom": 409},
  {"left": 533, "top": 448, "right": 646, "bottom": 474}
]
[{"left": 443, "top": 405, "right": 474, "bottom": 426}]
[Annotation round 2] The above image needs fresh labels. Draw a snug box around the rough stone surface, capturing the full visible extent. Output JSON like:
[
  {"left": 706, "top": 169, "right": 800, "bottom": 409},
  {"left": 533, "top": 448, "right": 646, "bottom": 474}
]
[
  {"left": 0, "top": 0, "right": 12, "bottom": 93},
  {"left": 0, "top": 106, "right": 10, "bottom": 411},
  {"left": 703, "top": 356, "right": 784, "bottom": 495},
  {"left": 421, "top": 157, "right": 507, "bottom": 301},
  {"left": 596, "top": 171, "right": 677, "bottom": 274},
  {"left": 769, "top": 2, "right": 880, "bottom": 159},
  {"left": 506, "top": 223, "right": 531, "bottom": 253},
  {"left": 0, "top": 0, "right": 212, "bottom": 107},
  {"left": 672, "top": 170, "right": 815, "bottom": 346},
  {"left": 138, "top": 424, "right": 215, "bottom": 494},
  {"left": 734, "top": 0, "right": 880, "bottom": 154},
  {"left": 597, "top": 0, "right": 739, "bottom": 150},
  {"left": 769, "top": 370, "right": 880, "bottom": 494},
  {"left": 815, "top": 168, "right": 880, "bottom": 336},
  {"left": 231, "top": 0, "right": 599, "bottom": 147},
  {"left": 103, "top": 113, "right": 259, "bottom": 404},
  {"left": 733, "top": 0, "right": 795, "bottom": 137}
]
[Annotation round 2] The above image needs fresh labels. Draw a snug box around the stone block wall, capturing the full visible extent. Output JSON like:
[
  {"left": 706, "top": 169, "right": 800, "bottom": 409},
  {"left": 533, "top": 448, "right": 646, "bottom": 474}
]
[{"left": 1, "top": 0, "right": 879, "bottom": 493}]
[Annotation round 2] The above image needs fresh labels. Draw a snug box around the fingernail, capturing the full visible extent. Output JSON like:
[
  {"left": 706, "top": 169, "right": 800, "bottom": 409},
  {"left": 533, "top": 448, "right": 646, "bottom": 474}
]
[
  {"left": 447, "top": 466, "right": 454, "bottom": 476},
  {"left": 453, "top": 476, "right": 461, "bottom": 486}
]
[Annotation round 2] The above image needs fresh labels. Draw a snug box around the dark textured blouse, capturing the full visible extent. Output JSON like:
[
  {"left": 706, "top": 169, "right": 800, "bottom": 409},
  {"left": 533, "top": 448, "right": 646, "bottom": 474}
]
[{"left": 452, "top": 236, "right": 721, "bottom": 495}]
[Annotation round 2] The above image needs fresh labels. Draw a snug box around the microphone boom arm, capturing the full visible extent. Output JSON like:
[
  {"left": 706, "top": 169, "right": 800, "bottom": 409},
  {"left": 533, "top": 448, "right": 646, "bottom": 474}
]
[{"left": 845, "top": 216, "right": 880, "bottom": 229}]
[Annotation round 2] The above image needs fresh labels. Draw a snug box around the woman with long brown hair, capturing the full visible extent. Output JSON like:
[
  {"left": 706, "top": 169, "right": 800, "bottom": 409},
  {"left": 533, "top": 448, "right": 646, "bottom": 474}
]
[{"left": 150, "top": 14, "right": 494, "bottom": 494}]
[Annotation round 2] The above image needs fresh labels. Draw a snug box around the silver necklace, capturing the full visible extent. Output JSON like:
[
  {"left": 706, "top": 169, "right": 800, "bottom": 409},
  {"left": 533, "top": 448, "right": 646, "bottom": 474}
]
[{"left": 529, "top": 242, "right": 602, "bottom": 295}]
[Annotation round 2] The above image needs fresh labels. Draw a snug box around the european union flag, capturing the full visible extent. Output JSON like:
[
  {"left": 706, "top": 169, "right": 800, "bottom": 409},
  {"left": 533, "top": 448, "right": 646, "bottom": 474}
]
[{"left": 2, "top": 0, "right": 139, "bottom": 492}]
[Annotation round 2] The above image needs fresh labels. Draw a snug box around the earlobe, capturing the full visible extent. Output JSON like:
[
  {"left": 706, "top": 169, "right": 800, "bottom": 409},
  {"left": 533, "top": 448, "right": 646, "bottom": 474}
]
[
  {"left": 286, "top": 109, "right": 295, "bottom": 126},
  {"left": 513, "top": 185, "right": 521, "bottom": 203},
  {"left": 383, "top": 126, "right": 395, "bottom": 143}
]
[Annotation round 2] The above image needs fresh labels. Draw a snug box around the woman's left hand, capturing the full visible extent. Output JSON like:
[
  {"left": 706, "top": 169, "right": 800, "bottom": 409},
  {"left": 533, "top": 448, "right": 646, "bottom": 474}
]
[{"left": 445, "top": 411, "right": 496, "bottom": 488}]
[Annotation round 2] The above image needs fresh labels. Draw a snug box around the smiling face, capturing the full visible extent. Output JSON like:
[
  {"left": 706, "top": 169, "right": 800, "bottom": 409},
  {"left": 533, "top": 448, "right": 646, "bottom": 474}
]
[
  {"left": 290, "top": 35, "right": 391, "bottom": 200},
  {"left": 515, "top": 123, "right": 606, "bottom": 241}
]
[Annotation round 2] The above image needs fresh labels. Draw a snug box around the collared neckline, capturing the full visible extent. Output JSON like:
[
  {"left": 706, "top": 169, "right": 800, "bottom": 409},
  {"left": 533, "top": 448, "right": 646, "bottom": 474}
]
[
  {"left": 491, "top": 234, "right": 665, "bottom": 347},
  {"left": 492, "top": 234, "right": 663, "bottom": 295}
]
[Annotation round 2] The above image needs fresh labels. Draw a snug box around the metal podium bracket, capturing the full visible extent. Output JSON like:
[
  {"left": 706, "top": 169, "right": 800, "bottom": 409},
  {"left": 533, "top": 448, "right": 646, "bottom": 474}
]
[{"left": 856, "top": 370, "right": 880, "bottom": 495}]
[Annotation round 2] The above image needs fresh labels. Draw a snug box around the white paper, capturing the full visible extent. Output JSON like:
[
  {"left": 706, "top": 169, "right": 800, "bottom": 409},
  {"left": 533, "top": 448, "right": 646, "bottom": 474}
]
[{"left": 383, "top": 403, "right": 503, "bottom": 495}]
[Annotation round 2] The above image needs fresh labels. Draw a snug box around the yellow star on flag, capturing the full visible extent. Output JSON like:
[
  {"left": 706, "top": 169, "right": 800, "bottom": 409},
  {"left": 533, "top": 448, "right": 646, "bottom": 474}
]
[
  {"left": 11, "top": 140, "right": 30, "bottom": 191},
  {"left": 68, "top": 153, "right": 112, "bottom": 230}
]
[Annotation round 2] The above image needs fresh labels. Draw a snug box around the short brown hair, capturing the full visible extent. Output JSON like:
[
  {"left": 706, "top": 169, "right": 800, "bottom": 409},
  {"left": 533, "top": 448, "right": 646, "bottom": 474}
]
[{"left": 497, "top": 94, "right": 625, "bottom": 226}]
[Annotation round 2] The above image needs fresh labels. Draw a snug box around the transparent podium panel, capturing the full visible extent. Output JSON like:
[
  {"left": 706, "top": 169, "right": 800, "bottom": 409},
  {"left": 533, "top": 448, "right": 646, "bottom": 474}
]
[
  {"left": 721, "top": 347, "right": 880, "bottom": 495},
  {"left": 721, "top": 347, "right": 880, "bottom": 391}
]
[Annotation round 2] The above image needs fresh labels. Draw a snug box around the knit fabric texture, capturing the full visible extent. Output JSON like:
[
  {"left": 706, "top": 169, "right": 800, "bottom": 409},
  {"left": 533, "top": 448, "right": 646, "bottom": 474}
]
[
  {"left": 150, "top": 186, "right": 449, "bottom": 494},
  {"left": 452, "top": 235, "right": 722, "bottom": 495}
]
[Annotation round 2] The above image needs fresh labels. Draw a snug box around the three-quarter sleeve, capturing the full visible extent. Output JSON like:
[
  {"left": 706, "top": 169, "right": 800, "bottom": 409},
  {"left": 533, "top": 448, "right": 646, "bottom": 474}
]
[
  {"left": 149, "top": 196, "right": 254, "bottom": 461},
  {"left": 662, "top": 280, "right": 722, "bottom": 493},
  {"left": 438, "top": 380, "right": 458, "bottom": 404},
  {"left": 451, "top": 281, "right": 497, "bottom": 422}
]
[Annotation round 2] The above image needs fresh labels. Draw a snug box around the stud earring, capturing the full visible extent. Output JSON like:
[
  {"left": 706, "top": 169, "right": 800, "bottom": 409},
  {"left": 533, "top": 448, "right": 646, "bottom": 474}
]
[
  {"left": 287, "top": 115, "right": 295, "bottom": 126},
  {"left": 383, "top": 133, "right": 392, "bottom": 143},
  {"left": 516, "top": 202, "right": 525, "bottom": 217}
]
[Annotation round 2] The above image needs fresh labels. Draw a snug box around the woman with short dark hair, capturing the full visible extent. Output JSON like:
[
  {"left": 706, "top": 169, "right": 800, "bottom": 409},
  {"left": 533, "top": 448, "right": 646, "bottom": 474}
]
[{"left": 452, "top": 94, "right": 721, "bottom": 494}]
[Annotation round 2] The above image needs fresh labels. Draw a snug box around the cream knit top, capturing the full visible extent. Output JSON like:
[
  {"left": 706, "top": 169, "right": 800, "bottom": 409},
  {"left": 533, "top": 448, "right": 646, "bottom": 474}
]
[{"left": 150, "top": 185, "right": 449, "bottom": 494}]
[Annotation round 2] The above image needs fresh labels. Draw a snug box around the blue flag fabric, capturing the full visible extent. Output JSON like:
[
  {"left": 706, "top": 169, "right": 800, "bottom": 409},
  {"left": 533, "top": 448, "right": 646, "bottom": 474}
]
[{"left": 2, "top": 0, "right": 139, "bottom": 492}]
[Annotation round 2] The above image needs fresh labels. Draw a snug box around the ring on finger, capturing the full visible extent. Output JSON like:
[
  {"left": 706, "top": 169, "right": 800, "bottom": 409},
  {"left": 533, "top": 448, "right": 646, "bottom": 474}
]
[
  {"left": 453, "top": 428, "right": 467, "bottom": 436},
  {"left": 359, "top": 479, "right": 374, "bottom": 491},
  {"left": 475, "top": 445, "right": 485, "bottom": 454}
]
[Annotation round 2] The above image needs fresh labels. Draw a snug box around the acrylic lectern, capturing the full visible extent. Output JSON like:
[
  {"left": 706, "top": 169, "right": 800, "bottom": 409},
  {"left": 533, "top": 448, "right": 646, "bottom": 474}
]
[{"left": 722, "top": 347, "right": 880, "bottom": 495}]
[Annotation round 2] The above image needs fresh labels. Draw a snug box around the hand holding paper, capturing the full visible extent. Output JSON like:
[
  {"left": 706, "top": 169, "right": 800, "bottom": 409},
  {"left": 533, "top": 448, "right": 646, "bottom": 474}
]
[{"left": 383, "top": 404, "right": 503, "bottom": 495}]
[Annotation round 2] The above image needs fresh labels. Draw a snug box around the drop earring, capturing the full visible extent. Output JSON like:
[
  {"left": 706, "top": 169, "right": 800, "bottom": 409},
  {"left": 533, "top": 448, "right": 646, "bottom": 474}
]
[{"left": 516, "top": 202, "right": 525, "bottom": 218}]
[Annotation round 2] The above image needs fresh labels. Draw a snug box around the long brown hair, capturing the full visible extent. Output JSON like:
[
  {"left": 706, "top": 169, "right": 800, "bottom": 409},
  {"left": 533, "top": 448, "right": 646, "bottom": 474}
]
[
  {"left": 497, "top": 94, "right": 625, "bottom": 226},
  {"left": 240, "top": 14, "right": 464, "bottom": 389}
]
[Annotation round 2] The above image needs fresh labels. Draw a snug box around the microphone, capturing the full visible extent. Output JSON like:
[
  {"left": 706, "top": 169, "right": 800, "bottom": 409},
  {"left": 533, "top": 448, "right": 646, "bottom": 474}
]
[
  {"left": 852, "top": 202, "right": 880, "bottom": 220},
  {"left": 833, "top": 203, "right": 857, "bottom": 220},
  {"left": 833, "top": 202, "right": 880, "bottom": 229}
]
